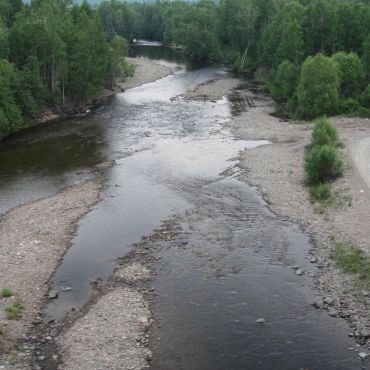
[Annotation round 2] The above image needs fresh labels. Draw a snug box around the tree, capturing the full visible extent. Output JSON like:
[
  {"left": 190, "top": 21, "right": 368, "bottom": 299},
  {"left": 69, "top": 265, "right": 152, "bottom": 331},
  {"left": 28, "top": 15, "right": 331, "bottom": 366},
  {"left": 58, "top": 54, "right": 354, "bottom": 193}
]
[
  {"left": 272, "top": 60, "right": 299, "bottom": 100},
  {"left": 332, "top": 52, "right": 363, "bottom": 98},
  {"left": 297, "top": 53, "right": 340, "bottom": 119},
  {"left": 0, "top": 60, "right": 22, "bottom": 134},
  {"left": 362, "top": 35, "right": 370, "bottom": 79},
  {"left": 0, "top": 20, "right": 9, "bottom": 59}
]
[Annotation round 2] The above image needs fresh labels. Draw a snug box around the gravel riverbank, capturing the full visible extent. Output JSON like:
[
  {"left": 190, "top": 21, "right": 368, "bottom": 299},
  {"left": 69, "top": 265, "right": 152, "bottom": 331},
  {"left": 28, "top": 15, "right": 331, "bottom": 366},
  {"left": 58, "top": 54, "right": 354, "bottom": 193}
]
[
  {"left": 190, "top": 77, "right": 370, "bottom": 346},
  {"left": 0, "top": 180, "right": 102, "bottom": 356}
]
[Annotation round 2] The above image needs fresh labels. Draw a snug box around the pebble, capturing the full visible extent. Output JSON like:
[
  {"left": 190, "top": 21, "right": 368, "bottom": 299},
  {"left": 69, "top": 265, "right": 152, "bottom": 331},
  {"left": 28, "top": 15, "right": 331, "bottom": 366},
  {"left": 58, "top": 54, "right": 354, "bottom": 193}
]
[
  {"left": 137, "top": 317, "right": 149, "bottom": 324},
  {"left": 296, "top": 269, "right": 304, "bottom": 276},
  {"left": 358, "top": 352, "right": 368, "bottom": 359},
  {"left": 313, "top": 301, "right": 323, "bottom": 309},
  {"left": 360, "top": 330, "right": 370, "bottom": 339},
  {"left": 48, "top": 290, "right": 58, "bottom": 299},
  {"left": 61, "top": 287, "right": 72, "bottom": 292},
  {"left": 256, "top": 318, "right": 266, "bottom": 324},
  {"left": 323, "top": 297, "right": 335, "bottom": 305}
]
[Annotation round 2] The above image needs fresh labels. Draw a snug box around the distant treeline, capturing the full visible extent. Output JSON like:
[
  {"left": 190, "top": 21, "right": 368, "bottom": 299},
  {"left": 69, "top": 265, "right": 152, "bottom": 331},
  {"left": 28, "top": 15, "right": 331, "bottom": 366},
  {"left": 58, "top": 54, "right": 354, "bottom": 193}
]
[
  {"left": 0, "top": 0, "right": 130, "bottom": 136},
  {"left": 96, "top": 0, "right": 370, "bottom": 119},
  {"left": 3, "top": 0, "right": 370, "bottom": 136}
]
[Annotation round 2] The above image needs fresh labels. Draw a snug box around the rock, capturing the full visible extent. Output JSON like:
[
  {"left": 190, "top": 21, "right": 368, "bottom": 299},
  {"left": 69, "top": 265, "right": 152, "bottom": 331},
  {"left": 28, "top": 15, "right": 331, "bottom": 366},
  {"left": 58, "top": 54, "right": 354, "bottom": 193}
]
[
  {"left": 328, "top": 309, "right": 338, "bottom": 317},
  {"left": 137, "top": 317, "right": 149, "bottom": 324},
  {"left": 323, "top": 297, "right": 334, "bottom": 305},
  {"left": 38, "top": 356, "right": 46, "bottom": 361},
  {"left": 310, "top": 257, "right": 317, "bottom": 263},
  {"left": 313, "top": 301, "right": 323, "bottom": 309},
  {"left": 292, "top": 265, "right": 300, "bottom": 270},
  {"left": 358, "top": 352, "right": 368, "bottom": 359},
  {"left": 296, "top": 269, "right": 304, "bottom": 276},
  {"left": 61, "top": 287, "right": 72, "bottom": 292},
  {"left": 48, "top": 290, "right": 58, "bottom": 299},
  {"left": 360, "top": 330, "right": 370, "bottom": 339},
  {"left": 256, "top": 318, "right": 266, "bottom": 324}
]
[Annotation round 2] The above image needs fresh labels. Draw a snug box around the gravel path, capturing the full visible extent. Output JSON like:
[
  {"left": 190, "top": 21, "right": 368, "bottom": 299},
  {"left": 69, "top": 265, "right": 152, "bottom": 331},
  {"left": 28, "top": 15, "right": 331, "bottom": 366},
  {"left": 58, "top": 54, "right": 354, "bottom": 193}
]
[{"left": 352, "top": 135, "right": 370, "bottom": 189}]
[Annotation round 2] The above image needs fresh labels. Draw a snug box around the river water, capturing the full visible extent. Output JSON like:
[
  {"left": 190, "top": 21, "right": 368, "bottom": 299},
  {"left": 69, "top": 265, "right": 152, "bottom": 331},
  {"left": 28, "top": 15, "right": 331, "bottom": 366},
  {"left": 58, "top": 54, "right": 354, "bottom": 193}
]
[{"left": 0, "top": 45, "right": 365, "bottom": 369}]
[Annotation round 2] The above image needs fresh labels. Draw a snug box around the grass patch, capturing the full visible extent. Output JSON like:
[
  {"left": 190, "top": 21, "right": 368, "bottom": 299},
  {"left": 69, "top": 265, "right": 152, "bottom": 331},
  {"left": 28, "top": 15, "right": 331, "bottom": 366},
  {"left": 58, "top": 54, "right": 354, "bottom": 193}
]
[
  {"left": 1, "top": 288, "right": 13, "bottom": 298},
  {"left": 310, "top": 183, "right": 332, "bottom": 202},
  {"left": 5, "top": 301, "right": 23, "bottom": 320},
  {"left": 334, "top": 243, "right": 370, "bottom": 288}
]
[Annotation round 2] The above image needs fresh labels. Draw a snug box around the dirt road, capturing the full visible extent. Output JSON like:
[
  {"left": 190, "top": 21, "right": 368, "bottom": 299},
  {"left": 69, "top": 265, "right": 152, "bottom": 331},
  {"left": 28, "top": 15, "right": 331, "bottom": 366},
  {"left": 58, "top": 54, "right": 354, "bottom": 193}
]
[{"left": 353, "top": 136, "right": 370, "bottom": 189}]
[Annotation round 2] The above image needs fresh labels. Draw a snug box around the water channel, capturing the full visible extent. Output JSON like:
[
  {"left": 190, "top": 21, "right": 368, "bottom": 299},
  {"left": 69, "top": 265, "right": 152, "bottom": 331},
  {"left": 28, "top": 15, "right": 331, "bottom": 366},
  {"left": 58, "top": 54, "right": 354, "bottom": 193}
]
[{"left": 0, "top": 44, "right": 365, "bottom": 369}]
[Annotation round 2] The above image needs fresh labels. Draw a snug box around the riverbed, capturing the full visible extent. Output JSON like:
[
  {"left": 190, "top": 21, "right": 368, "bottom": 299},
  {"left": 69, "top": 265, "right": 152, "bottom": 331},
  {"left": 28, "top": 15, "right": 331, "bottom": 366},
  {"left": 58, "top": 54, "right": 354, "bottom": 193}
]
[{"left": 0, "top": 45, "right": 366, "bottom": 369}]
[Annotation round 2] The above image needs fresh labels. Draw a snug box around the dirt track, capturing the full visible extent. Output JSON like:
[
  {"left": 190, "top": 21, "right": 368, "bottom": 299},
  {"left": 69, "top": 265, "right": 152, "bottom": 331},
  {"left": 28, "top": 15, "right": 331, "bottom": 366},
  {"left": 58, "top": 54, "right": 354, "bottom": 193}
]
[{"left": 352, "top": 136, "right": 370, "bottom": 189}]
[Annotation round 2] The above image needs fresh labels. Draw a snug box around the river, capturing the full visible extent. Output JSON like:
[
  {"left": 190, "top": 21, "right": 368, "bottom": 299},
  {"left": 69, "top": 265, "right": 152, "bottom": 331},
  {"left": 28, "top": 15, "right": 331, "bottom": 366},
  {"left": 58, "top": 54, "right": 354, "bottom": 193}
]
[{"left": 0, "top": 44, "right": 365, "bottom": 369}]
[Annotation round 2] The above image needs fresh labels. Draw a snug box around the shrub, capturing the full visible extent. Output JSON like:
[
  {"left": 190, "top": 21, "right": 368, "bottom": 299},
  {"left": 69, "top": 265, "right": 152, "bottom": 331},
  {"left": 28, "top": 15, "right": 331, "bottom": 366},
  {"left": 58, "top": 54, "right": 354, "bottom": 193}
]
[
  {"left": 5, "top": 301, "right": 23, "bottom": 320},
  {"left": 1, "top": 288, "right": 13, "bottom": 298},
  {"left": 339, "top": 98, "right": 361, "bottom": 114},
  {"left": 332, "top": 52, "right": 364, "bottom": 98},
  {"left": 297, "top": 54, "right": 340, "bottom": 119},
  {"left": 311, "top": 117, "right": 338, "bottom": 147},
  {"left": 310, "top": 183, "right": 332, "bottom": 201},
  {"left": 305, "top": 144, "right": 343, "bottom": 185}
]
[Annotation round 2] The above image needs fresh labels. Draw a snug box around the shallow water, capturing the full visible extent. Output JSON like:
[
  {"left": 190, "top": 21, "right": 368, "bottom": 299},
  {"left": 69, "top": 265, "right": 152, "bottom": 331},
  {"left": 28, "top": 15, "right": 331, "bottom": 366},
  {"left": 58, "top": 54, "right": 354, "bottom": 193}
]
[{"left": 0, "top": 46, "right": 365, "bottom": 368}]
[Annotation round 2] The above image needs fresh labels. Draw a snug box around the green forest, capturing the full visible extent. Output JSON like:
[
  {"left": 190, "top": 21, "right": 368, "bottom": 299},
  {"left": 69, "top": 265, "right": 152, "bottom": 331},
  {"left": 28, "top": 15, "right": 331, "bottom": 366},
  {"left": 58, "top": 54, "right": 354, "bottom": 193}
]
[
  {"left": 0, "top": 0, "right": 129, "bottom": 136},
  {"left": 2, "top": 0, "right": 370, "bottom": 137},
  {"left": 120, "top": 0, "right": 370, "bottom": 119}
]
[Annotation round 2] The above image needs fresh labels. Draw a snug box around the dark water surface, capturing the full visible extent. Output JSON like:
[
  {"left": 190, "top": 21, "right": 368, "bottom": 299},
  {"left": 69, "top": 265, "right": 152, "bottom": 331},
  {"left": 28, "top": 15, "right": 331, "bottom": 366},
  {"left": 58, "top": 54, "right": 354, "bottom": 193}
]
[{"left": 0, "top": 44, "right": 366, "bottom": 369}]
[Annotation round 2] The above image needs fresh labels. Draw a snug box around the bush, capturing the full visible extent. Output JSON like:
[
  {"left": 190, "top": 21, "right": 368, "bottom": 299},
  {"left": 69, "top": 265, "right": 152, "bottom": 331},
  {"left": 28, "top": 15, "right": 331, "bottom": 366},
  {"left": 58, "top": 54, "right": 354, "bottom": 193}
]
[
  {"left": 339, "top": 98, "right": 361, "bottom": 114},
  {"left": 332, "top": 52, "right": 364, "bottom": 98},
  {"left": 297, "top": 53, "right": 340, "bottom": 119},
  {"left": 1, "top": 288, "right": 13, "bottom": 298},
  {"left": 309, "top": 183, "right": 332, "bottom": 201},
  {"left": 311, "top": 117, "right": 339, "bottom": 147},
  {"left": 5, "top": 300, "right": 23, "bottom": 320},
  {"left": 305, "top": 144, "right": 343, "bottom": 185}
]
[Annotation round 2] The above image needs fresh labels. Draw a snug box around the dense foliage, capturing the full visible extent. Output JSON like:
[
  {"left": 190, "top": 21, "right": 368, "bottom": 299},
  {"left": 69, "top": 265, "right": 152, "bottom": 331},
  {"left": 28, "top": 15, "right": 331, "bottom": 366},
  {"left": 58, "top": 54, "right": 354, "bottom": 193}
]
[
  {"left": 97, "top": 0, "right": 370, "bottom": 119},
  {"left": 0, "top": 0, "right": 129, "bottom": 136}
]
